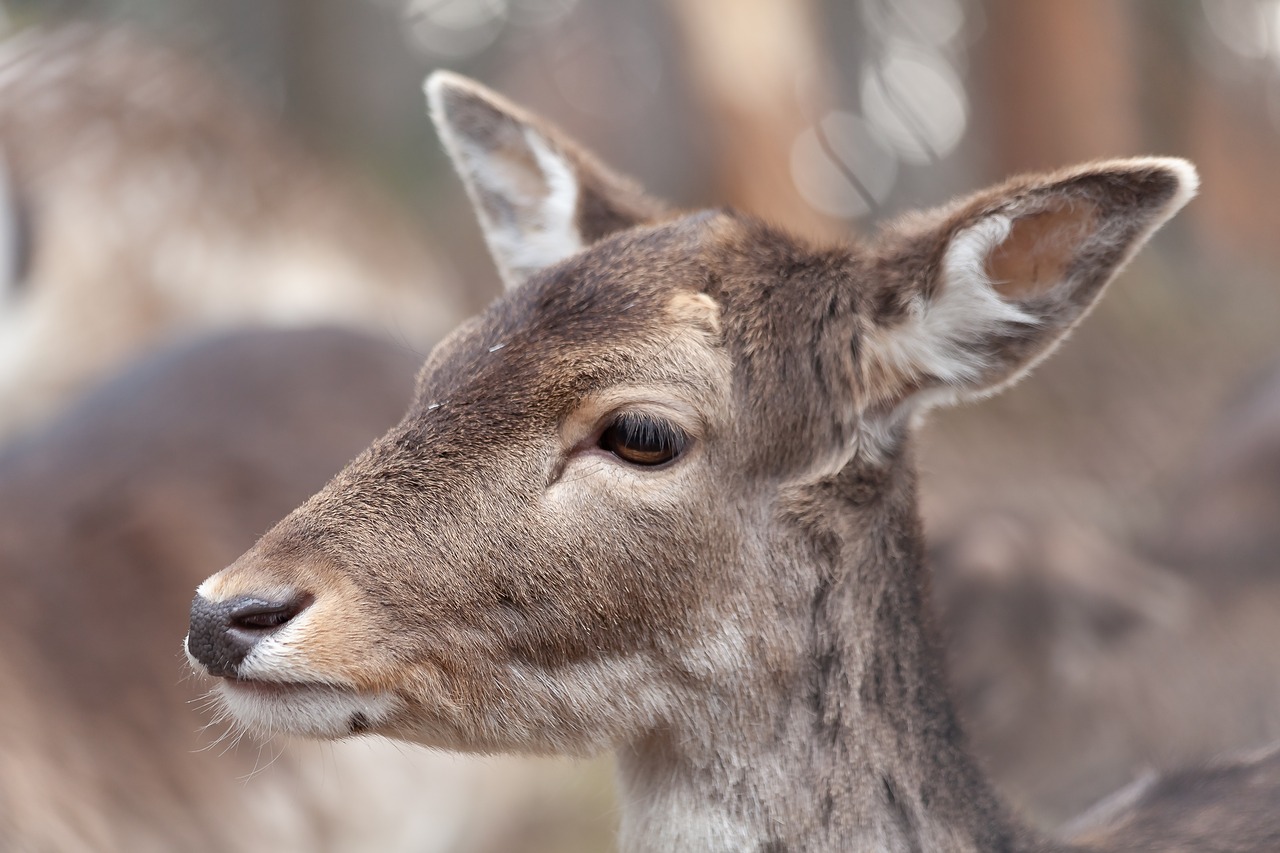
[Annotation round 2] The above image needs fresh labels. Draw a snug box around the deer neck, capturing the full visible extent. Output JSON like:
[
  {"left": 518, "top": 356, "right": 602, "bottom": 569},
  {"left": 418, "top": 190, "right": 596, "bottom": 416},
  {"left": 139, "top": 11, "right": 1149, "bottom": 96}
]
[{"left": 615, "top": 443, "right": 1048, "bottom": 853}]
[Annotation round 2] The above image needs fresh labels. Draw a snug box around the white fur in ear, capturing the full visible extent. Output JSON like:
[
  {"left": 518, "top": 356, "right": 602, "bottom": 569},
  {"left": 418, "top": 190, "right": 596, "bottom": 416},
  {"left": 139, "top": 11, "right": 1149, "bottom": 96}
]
[
  {"left": 856, "top": 156, "right": 1198, "bottom": 467},
  {"left": 866, "top": 214, "right": 1039, "bottom": 400},
  {"left": 425, "top": 72, "right": 585, "bottom": 290},
  {"left": 933, "top": 215, "right": 1043, "bottom": 382},
  {"left": 488, "top": 128, "right": 582, "bottom": 285}
]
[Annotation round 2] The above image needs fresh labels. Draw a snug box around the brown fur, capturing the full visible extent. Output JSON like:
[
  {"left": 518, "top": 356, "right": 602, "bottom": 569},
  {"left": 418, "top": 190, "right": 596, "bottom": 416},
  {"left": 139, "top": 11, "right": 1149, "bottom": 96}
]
[
  {"left": 1065, "top": 746, "right": 1280, "bottom": 852},
  {"left": 188, "top": 75, "right": 1276, "bottom": 852},
  {"left": 0, "top": 329, "right": 595, "bottom": 852}
]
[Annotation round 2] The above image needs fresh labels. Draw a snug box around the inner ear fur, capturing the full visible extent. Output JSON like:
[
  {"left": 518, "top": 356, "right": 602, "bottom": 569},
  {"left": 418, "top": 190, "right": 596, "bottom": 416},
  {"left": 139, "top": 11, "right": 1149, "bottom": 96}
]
[
  {"left": 863, "top": 157, "right": 1198, "bottom": 410},
  {"left": 973, "top": 159, "right": 1196, "bottom": 307},
  {"left": 986, "top": 201, "right": 1096, "bottom": 301},
  {"left": 426, "top": 71, "right": 669, "bottom": 289}
]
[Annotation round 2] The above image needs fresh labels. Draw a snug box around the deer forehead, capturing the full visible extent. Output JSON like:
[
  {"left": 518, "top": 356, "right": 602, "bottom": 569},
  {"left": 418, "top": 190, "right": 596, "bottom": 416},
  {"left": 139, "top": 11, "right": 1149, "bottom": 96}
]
[{"left": 409, "top": 216, "right": 743, "bottom": 418}]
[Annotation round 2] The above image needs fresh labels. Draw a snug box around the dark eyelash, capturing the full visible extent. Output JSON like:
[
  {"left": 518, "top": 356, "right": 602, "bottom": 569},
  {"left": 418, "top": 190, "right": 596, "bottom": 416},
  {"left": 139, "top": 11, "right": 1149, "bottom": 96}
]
[
  {"left": 611, "top": 413, "right": 683, "bottom": 452},
  {"left": 597, "top": 412, "right": 690, "bottom": 466}
]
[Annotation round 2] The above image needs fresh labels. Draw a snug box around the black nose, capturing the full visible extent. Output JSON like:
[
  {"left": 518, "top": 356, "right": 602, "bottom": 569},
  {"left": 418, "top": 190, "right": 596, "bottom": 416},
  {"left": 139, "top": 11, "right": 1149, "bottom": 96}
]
[{"left": 187, "top": 593, "right": 312, "bottom": 678}]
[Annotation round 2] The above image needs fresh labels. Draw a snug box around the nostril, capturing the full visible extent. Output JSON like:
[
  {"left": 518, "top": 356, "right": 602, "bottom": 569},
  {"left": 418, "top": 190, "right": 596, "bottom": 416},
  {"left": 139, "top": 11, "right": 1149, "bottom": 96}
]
[
  {"left": 188, "top": 591, "right": 313, "bottom": 678},
  {"left": 228, "top": 596, "right": 312, "bottom": 632}
]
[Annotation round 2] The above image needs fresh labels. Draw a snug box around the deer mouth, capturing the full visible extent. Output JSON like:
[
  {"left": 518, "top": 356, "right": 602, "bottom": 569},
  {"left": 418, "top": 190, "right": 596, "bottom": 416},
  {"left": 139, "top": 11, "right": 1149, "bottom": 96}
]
[
  {"left": 221, "top": 676, "right": 311, "bottom": 696},
  {"left": 210, "top": 676, "right": 399, "bottom": 739}
]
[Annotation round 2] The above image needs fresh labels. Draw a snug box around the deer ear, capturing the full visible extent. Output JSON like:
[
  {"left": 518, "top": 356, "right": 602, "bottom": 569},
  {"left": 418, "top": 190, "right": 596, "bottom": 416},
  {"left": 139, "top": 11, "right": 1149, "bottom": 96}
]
[
  {"left": 861, "top": 158, "right": 1198, "bottom": 411},
  {"left": 425, "top": 71, "right": 668, "bottom": 290}
]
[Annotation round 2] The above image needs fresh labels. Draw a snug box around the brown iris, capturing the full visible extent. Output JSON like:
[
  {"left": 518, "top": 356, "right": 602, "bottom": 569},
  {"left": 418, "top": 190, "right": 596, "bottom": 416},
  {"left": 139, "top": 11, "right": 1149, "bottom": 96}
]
[{"left": 597, "top": 412, "right": 689, "bottom": 467}]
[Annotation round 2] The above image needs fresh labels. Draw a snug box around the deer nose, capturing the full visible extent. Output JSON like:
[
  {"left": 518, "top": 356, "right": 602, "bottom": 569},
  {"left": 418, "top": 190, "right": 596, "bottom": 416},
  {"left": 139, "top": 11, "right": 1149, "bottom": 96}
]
[{"left": 187, "top": 593, "right": 312, "bottom": 678}]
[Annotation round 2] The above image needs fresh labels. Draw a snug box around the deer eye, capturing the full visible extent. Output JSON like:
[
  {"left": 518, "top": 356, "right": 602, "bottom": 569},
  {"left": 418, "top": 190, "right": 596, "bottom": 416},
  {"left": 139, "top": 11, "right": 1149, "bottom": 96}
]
[{"left": 597, "top": 412, "right": 689, "bottom": 467}]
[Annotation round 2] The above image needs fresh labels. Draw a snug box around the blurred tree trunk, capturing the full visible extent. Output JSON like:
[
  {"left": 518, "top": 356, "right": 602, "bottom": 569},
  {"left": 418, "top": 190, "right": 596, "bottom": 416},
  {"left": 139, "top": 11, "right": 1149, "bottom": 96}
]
[
  {"left": 663, "top": 0, "right": 844, "bottom": 239},
  {"left": 1188, "top": 74, "right": 1280, "bottom": 263},
  {"left": 974, "top": 0, "right": 1141, "bottom": 174}
]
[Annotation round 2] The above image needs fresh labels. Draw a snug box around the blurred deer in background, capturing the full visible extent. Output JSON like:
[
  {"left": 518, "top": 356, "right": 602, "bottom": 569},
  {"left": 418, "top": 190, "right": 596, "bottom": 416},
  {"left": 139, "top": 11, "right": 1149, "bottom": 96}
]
[
  {"left": 0, "top": 327, "right": 614, "bottom": 852},
  {"left": 933, "top": 510, "right": 1280, "bottom": 826},
  {"left": 930, "top": 335, "right": 1280, "bottom": 826},
  {"left": 187, "top": 74, "right": 1280, "bottom": 851},
  {"left": 1163, "top": 357, "right": 1280, "bottom": 578},
  {"left": 0, "top": 25, "right": 466, "bottom": 443}
]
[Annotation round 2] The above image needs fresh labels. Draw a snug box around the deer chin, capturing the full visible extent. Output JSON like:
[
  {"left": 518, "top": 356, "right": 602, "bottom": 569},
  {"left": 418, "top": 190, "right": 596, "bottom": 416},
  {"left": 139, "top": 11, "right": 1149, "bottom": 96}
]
[{"left": 212, "top": 677, "right": 401, "bottom": 739}]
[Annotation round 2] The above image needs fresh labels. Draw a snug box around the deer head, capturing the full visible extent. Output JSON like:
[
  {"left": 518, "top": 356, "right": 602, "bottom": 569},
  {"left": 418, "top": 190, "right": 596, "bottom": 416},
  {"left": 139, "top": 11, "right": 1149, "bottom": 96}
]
[{"left": 187, "top": 71, "right": 1196, "bottom": 849}]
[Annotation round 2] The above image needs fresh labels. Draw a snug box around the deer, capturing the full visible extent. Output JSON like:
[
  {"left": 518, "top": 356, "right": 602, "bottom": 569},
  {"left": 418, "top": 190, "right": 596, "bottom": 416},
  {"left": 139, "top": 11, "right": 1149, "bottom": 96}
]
[
  {"left": 0, "top": 24, "right": 465, "bottom": 443},
  {"left": 930, "top": 355, "right": 1280, "bottom": 824},
  {"left": 186, "top": 72, "right": 1280, "bottom": 851},
  {"left": 1162, "top": 356, "right": 1280, "bottom": 579},
  {"left": 932, "top": 509, "right": 1280, "bottom": 826},
  {"left": 0, "top": 327, "right": 605, "bottom": 852}
]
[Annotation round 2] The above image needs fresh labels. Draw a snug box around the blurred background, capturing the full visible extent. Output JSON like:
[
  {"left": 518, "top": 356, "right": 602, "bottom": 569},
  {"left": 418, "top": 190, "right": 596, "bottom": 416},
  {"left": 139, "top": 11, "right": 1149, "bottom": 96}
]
[{"left": 0, "top": 0, "right": 1277, "bottom": 851}]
